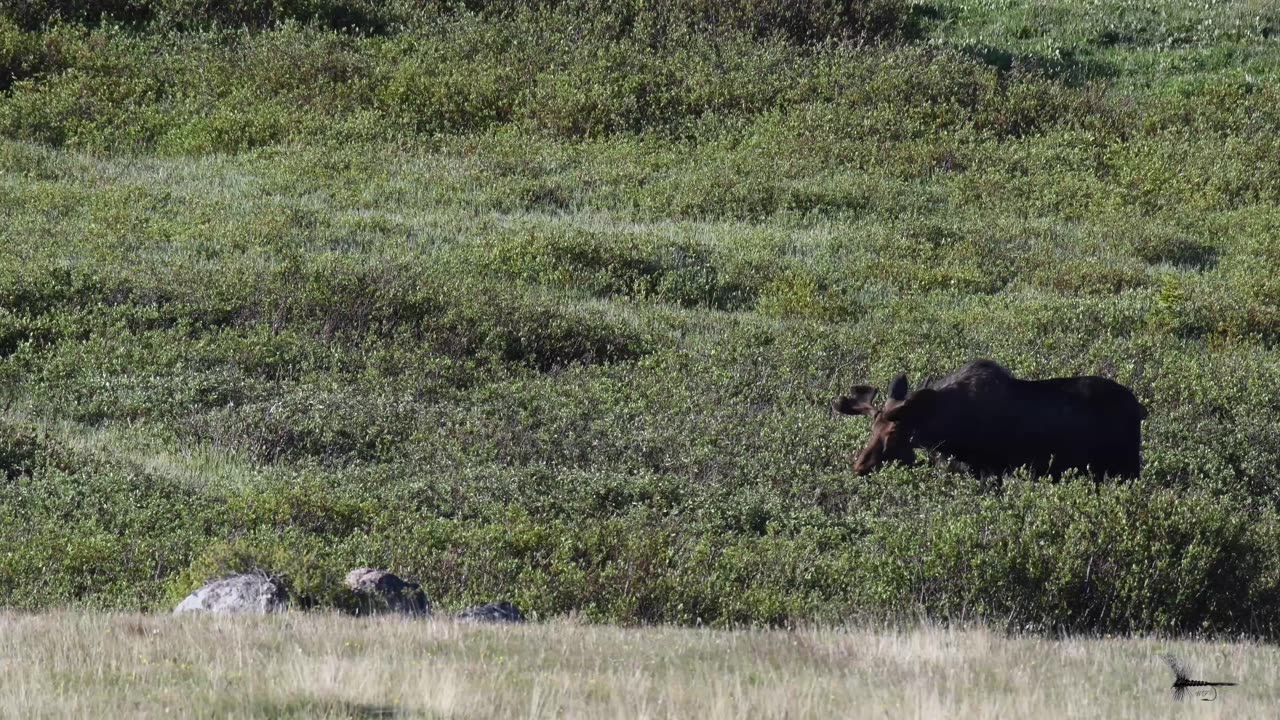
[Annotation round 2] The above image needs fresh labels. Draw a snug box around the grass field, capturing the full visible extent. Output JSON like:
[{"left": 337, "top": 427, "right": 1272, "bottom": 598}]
[
  {"left": 3, "top": 0, "right": 1280, "bottom": 638},
  {"left": 1, "top": 613, "right": 1274, "bottom": 719}
]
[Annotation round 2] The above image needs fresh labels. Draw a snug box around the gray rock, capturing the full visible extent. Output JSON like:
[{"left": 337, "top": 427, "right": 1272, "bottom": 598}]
[
  {"left": 344, "top": 567, "right": 431, "bottom": 616},
  {"left": 173, "top": 572, "right": 288, "bottom": 615},
  {"left": 457, "top": 600, "right": 525, "bottom": 624}
]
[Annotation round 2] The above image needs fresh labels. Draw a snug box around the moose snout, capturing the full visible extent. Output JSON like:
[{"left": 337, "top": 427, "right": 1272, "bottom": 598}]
[{"left": 852, "top": 453, "right": 875, "bottom": 476}]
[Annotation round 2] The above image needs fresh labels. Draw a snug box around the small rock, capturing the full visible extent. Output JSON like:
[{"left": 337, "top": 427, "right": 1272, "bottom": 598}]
[
  {"left": 457, "top": 600, "right": 525, "bottom": 624},
  {"left": 173, "top": 572, "right": 288, "bottom": 615},
  {"left": 344, "top": 567, "right": 431, "bottom": 616}
]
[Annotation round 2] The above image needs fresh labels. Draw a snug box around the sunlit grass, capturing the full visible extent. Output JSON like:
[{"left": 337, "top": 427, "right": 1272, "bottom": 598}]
[{"left": 0, "top": 613, "right": 1275, "bottom": 719}]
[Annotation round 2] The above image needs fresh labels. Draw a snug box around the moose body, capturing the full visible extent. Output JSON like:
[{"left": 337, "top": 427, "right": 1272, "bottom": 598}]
[{"left": 832, "top": 360, "right": 1147, "bottom": 480}]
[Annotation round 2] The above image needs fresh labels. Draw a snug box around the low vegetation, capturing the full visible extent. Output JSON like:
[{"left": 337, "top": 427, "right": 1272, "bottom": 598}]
[
  {"left": 2, "top": 613, "right": 1276, "bottom": 718},
  {"left": 3, "top": 0, "right": 1280, "bottom": 636}
]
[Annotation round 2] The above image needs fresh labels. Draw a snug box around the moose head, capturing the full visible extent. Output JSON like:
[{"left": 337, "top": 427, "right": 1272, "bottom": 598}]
[{"left": 832, "top": 373, "right": 938, "bottom": 475}]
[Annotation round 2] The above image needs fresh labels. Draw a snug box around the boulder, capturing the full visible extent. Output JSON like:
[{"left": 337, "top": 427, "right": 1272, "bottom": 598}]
[
  {"left": 344, "top": 567, "right": 431, "bottom": 616},
  {"left": 457, "top": 600, "right": 525, "bottom": 624},
  {"left": 173, "top": 572, "right": 288, "bottom": 615}
]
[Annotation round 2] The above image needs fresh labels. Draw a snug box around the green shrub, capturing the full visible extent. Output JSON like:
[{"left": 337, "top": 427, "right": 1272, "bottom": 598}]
[
  {"left": 463, "top": 0, "right": 916, "bottom": 45},
  {"left": 473, "top": 226, "right": 757, "bottom": 310},
  {"left": 4, "top": 0, "right": 1280, "bottom": 639},
  {"left": 1, "top": 0, "right": 422, "bottom": 33},
  {"left": 0, "top": 416, "right": 40, "bottom": 480},
  {"left": 0, "top": 17, "right": 51, "bottom": 90},
  {"left": 188, "top": 387, "right": 419, "bottom": 465},
  {"left": 0, "top": 430, "right": 215, "bottom": 609},
  {"left": 828, "top": 469, "right": 1280, "bottom": 634}
]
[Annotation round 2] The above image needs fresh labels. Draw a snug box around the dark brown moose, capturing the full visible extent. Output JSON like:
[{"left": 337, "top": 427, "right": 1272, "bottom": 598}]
[{"left": 832, "top": 359, "right": 1147, "bottom": 481}]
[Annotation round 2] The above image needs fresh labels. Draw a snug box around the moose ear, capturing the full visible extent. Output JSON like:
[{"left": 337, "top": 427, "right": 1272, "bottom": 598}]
[
  {"left": 882, "top": 388, "right": 938, "bottom": 423},
  {"left": 832, "top": 385, "right": 878, "bottom": 416},
  {"left": 888, "top": 373, "right": 910, "bottom": 401}
]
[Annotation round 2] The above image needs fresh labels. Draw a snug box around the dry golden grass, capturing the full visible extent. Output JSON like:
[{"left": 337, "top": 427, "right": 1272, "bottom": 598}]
[{"left": 0, "top": 612, "right": 1275, "bottom": 718}]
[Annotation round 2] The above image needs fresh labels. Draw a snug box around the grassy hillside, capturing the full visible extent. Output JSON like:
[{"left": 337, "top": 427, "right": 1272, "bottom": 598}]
[
  {"left": 2, "top": 613, "right": 1275, "bottom": 718},
  {"left": 3, "top": 0, "right": 1280, "bottom": 634}
]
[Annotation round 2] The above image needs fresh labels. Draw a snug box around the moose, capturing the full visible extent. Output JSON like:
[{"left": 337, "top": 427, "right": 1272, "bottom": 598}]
[{"left": 832, "top": 359, "right": 1147, "bottom": 481}]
